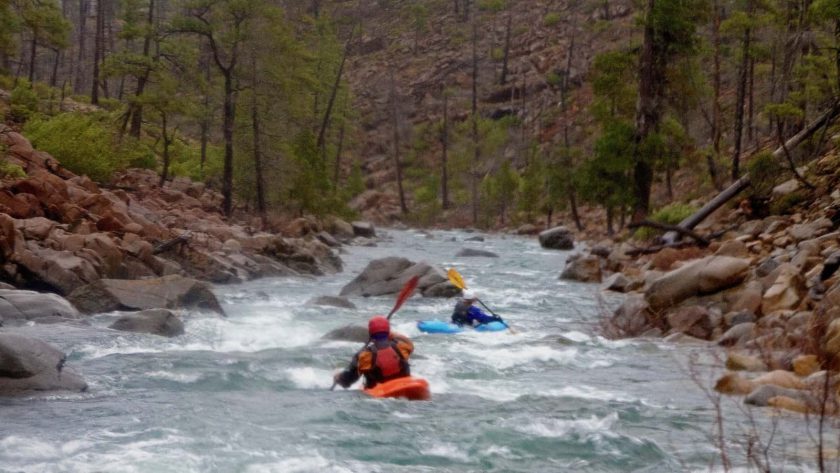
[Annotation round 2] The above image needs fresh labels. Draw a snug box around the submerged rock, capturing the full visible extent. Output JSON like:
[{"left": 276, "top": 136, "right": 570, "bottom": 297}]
[
  {"left": 339, "top": 257, "right": 457, "bottom": 298},
  {"left": 109, "top": 309, "right": 185, "bottom": 337},
  {"left": 455, "top": 248, "right": 498, "bottom": 258},
  {"left": 306, "top": 295, "right": 356, "bottom": 309},
  {"left": 322, "top": 324, "right": 369, "bottom": 343},
  {"left": 0, "top": 334, "right": 87, "bottom": 395},
  {"left": 68, "top": 275, "right": 224, "bottom": 315}
]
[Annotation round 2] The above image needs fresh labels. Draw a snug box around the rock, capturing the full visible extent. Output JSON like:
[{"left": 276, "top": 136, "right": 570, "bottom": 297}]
[
  {"left": 67, "top": 275, "right": 224, "bottom": 315},
  {"left": 0, "top": 334, "right": 87, "bottom": 394},
  {"left": 717, "top": 322, "right": 756, "bottom": 347},
  {"left": 726, "top": 352, "right": 768, "bottom": 371},
  {"left": 590, "top": 245, "right": 611, "bottom": 259},
  {"left": 306, "top": 295, "right": 356, "bottom": 309},
  {"left": 755, "top": 257, "right": 780, "bottom": 278},
  {"left": 285, "top": 217, "right": 319, "bottom": 237},
  {"left": 321, "top": 324, "right": 369, "bottom": 343},
  {"left": 715, "top": 240, "right": 749, "bottom": 258},
  {"left": 559, "top": 254, "right": 602, "bottom": 283},
  {"left": 761, "top": 265, "right": 805, "bottom": 314},
  {"left": 745, "top": 384, "right": 811, "bottom": 407},
  {"left": 13, "top": 245, "right": 99, "bottom": 295},
  {"left": 109, "top": 309, "right": 185, "bottom": 337},
  {"left": 771, "top": 179, "right": 800, "bottom": 197},
  {"left": 714, "top": 372, "right": 755, "bottom": 394},
  {"left": 823, "top": 318, "right": 840, "bottom": 360},
  {"left": 538, "top": 226, "right": 574, "bottom": 250},
  {"left": 455, "top": 248, "right": 499, "bottom": 258},
  {"left": 601, "top": 273, "right": 631, "bottom": 292},
  {"left": 222, "top": 239, "right": 242, "bottom": 254},
  {"left": 753, "top": 370, "right": 807, "bottom": 390},
  {"left": 516, "top": 224, "right": 540, "bottom": 235},
  {"left": 667, "top": 305, "right": 717, "bottom": 339},
  {"left": 729, "top": 281, "right": 763, "bottom": 314},
  {"left": 820, "top": 251, "right": 840, "bottom": 281},
  {"left": 326, "top": 217, "right": 355, "bottom": 240},
  {"left": 351, "top": 221, "right": 376, "bottom": 238},
  {"left": 645, "top": 256, "right": 751, "bottom": 311},
  {"left": 663, "top": 332, "right": 707, "bottom": 344},
  {"left": 464, "top": 236, "right": 485, "bottom": 242},
  {"left": 0, "top": 289, "right": 80, "bottom": 322},
  {"left": 789, "top": 218, "right": 833, "bottom": 242},
  {"left": 316, "top": 231, "right": 341, "bottom": 248},
  {"left": 792, "top": 354, "right": 820, "bottom": 377},
  {"left": 608, "top": 294, "right": 652, "bottom": 336},
  {"left": 339, "top": 257, "right": 456, "bottom": 298}
]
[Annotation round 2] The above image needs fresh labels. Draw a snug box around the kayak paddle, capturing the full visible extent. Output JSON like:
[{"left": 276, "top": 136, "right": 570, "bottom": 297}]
[
  {"left": 330, "top": 275, "right": 420, "bottom": 391},
  {"left": 447, "top": 268, "right": 516, "bottom": 333}
]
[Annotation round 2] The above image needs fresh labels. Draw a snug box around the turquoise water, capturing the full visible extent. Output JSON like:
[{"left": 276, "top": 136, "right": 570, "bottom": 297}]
[{"left": 0, "top": 230, "right": 825, "bottom": 472}]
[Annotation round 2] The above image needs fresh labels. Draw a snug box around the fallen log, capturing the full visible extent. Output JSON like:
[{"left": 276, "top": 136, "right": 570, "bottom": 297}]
[
  {"left": 628, "top": 220, "right": 710, "bottom": 246},
  {"left": 663, "top": 102, "right": 840, "bottom": 244}
]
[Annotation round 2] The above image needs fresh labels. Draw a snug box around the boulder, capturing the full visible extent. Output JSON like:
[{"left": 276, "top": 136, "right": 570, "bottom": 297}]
[
  {"left": 717, "top": 322, "right": 756, "bottom": 347},
  {"left": 726, "top": 352, "right": 768, "bottom": 372},
  {"left": 306, "top": 295, "right": 356, "bottom": 309},
  {"left": 351, "top": 221, "right": 376, "bottom": 238},
  {"left": 601, "top": 273, "right": 631, "bottom": 292},
  {"left": 608, "top": 294, "right": 652, "bottom": 336},
  {"left": 326, "top": 217, "right": 355, "bottom": 240},
  {"left": 666, "top": 305, "right": 717, "bottom": 340},
  {"left": 516, "top": 224, "right": 540, "bottom": 235},
  {"left": 755, "top": 257, "right": 780, "bottom": 278},
  {"left": 13, "top": 245, "right": 99, "bottom": 295},
  {"left": 761, "top": 265, "right": 805, "bottom": 314},
  {"left": 455, "top": 248, "right": 499, "bottom": 258},
  {"left": 538, "top": 226, "right": 574, "bottom": 250},
  {"left": 789, "top": 218, "right": 833, "bottom": 242},
  {"left": 108, "top": 309, "right": 185, "bottom": 337},
  {"left": 464, "top": 236, "right": 485, "bottom": 242},
  {"left": 222, "top": 239, "right": 242, "bottom": 254},
  {"left": 559, "top": 254, "right": 602, "bottom": 283},
  {"left": 715, "top": 240, "right": 749, "bottom": 258},
  {"left": 745, "top": 384, "right": 812, "bottom": 407},
  {"left": 322, "top": 324, "right": 369, "bottom": 343},
  {"left": 645, "top": 256, "right": 751, "bottom": 311},
  {"left": 339, "top": 257, "right": 457, "bottom": 298},
  {"left": 316, "top": 231, "right": 341, "bottom": 248},
  {"left": 729, "top": 281, "right": 763, "bottom": 315},
  {"left": 0, "top": 289, "right": 80, "bottom": 322},
  {"left": 792, "top": 354, "right": 820, "bottom": 377},
  {"left": 0, "top": 334, "right": 87, "bottom": 394},
  {"left": 67, "top": 275, "right": 225, "bottom": 315}
]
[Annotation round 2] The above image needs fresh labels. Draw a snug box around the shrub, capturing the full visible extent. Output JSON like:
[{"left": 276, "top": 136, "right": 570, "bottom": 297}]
[
  {"left": 544, "top": 12, "right": 561, "bottom": 27},
  {"left": 747, "top": 151, "right": 784, "bottom": 197},
  {"left": 24, "top": 112, "right": 136, "bottom": 182},
  {"left": 8, "top": 85, "right": 39, "bottom": 122},
  {"left": 770, "top": 190, "right": 808, "bottom": 215},
  {"left": 0, "top": 160, "right": 26, "bottom": 179},
  {"left": 635, "top": 202, "right": 698, "bottom": 240}
]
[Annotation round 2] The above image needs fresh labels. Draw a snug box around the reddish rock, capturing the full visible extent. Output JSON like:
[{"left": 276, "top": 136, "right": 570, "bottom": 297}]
[{"left": 0, "top": 191, "right": 43, "bottom": 218}]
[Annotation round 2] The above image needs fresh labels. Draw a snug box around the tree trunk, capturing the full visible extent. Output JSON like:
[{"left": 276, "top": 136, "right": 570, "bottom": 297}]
[
  {"left": 75, "top": 0, "right": 88, "bottom": 94},
  {"left": 471, "top": 19, "right": 479, "bottom": 225},
  {"left": 317, "top": 30, "right": 352, "bottom": 160},
  {"left": 159, "top": 113, "right": 172, "bottom": 187},
  {"left": 91, "top": 0, "right": 105, "bottom": 105},
  {"left": 251, "top": 90, "right": 266, "bottom": 219},
  {"left": 28, "top": 35, "right": 37, "bottom": 84},
  {"left": 631, "top": 0, "right": 665, "bottom": 223},
  {"left": 560, "top": 36, "right": 583, "bottom": 231},
  {"left": 731, "top": 6, "right": 751, "bottom": 181},
  {"left": 50, "top": 49, "right": 60, "bottom": 88},
  {"left": 747, "top": 56, "right": 755, "bottom": 145},
  {"left": 709, "top": 0, "right": 722, "bottom": 189},
  {"left": 222, "top": 70, "right": 235, "bottom": 216},
  {"left": 441, "top": 88, "right": 450, "bottom": 209},
  {"left": 389, "top": 71, "right": 408, "bottom": 215},
  {"left": 333, "top": 122, "right": 345, "bottom": 187},
  {"left": 129, "top": 0, "right": 155, "bottom": 138},
  {"left": 499, "top": 13, "right": 511, "bottom": 85}
]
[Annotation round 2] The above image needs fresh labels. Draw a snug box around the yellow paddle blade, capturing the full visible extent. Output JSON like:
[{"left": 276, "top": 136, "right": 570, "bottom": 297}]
[{"left": 447, "top": 268, "right": 467, "bottom": 290}]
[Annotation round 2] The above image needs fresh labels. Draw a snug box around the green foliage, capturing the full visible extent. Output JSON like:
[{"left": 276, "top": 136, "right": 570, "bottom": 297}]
[
  {"left": 771, "top": 191, "right": 808, "bottom": 215},
  {"left": 578, "top": 120, "right": 635, "bottom": 209},
  {"left": 480, "top": 160, "right": 519, "bottom": 225},
  {"left": 747, "top": 151, "right": 784, "bottom": 197},
  {"left": 23, "top": 112, "right": 152, "bottom": 182},
  {"left": 545, "top": 71, "right": 563, "bottom": 87},
  {"left": 635, "top": 202, "right": 697, "bottom": 239},
  {"left": 8, "top": 85, "right": 39, "bottom": 122},
  {"left": 411, "top": 174, "right": 441, "bottom": 225},
  {"left": 543, "top": 12, "right": 562, "bottom": 27},
  {"left": 478, "top": 0, "right": 508, "bottom": 12},
  {"left": 591, "top": 50, "right": 637, "bottom": 122},
  {"left": 0, "top": 159, "right": 26, "bottom": 179}
]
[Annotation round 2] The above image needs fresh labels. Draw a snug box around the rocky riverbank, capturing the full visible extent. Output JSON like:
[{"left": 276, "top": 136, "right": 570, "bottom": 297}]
[
  {"left": 0, "top": 125, "right": 372, "bottom": 395},
  {"left": 545, "top": 176, "right": 840, "bottom": 414}
]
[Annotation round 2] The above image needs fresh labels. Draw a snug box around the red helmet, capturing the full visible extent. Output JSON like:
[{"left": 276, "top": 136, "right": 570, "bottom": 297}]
[{"left": 368, "top": 316, "right": 390, "bottom": 336}]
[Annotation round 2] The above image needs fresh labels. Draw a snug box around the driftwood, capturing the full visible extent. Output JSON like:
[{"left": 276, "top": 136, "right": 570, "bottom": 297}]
[
  {"left": 628, "top": 220, "right": 710, "bottom": 246},
  {"left": 626, "top": 241, "right": 700, "bottom": 256},
  {"left": 153, "top": 231, "right": 192, "bottom": 254},
  {"left": 627, "top": 224, "right": 738, "bottom": 256},
  {"left": 663, "top": 102, "right": 840, "bottom": 244}
]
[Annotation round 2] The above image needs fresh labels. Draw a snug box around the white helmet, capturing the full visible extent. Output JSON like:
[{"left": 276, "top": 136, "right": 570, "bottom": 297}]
[{"left": 462, "top": 290, "right": 477, "bottom": 300}]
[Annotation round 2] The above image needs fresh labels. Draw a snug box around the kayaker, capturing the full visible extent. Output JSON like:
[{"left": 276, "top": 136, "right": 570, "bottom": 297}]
[
  {"left": 451, "top": 290, "right": 502, "bottom": 327},
  {"left": 333, "top": 316, "right": 413, "bottom": 389}
]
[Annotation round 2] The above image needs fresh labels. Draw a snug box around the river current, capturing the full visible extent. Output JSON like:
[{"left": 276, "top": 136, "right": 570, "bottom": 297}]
[{"left": 0, "top": 229, "right": 827, "bottom": 472}]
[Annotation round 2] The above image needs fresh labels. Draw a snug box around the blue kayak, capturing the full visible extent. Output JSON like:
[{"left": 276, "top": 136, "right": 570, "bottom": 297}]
[{"left": 417, "top": 320, "right": 508, "bottom": 334}]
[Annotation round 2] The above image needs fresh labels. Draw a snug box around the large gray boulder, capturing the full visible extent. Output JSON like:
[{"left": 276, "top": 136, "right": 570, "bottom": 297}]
[
  {"left": 306, "top": 295, "right": 356, "bottom": 309},
  {"left": 645, "top": 256, "right": 751, "bottom": 311},
  {"left": 0, "top": 288, "right": 81, "bottom": 322},
  {"left": 538, "top": 226, "right": 574, "bottom": 250},
  {"left": 339, "top": 257, "right": 458, "bottom": 298},
  {"left": 67, "top": 275, "right": 225, "bottom": 315},
  {"left": 109, "top": 309, "right": 185, "bottom": 337},
  {"left": 455, "top": 248, "right": 499, "bottom": 258},
  {"left": 351, "top": 221, "right": 376, "bottom": 238},
  {"left": 0, "top": 334, "right": 87, "bottom": 394},
  {"left": 745, "top": 384, "right": 813, "bottom": 407},
  {"left": 322, "top": 324, "right": 369, "bottom": 343}
]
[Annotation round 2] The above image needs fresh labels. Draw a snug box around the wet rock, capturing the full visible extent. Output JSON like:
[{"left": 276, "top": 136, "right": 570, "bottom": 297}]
[
  {"left": 351, "top": 221, "right": 376, "bottom": 238},
  {"left": 761, "top": 265, "right": 805, "bottom": 314},
  {"left": 109, "top": 309, "right": 185, "bottom": 337},
  {"left": 559, "top": 254, "right": 602, "bottom": 283},
  {"left": 717, "top": 322, "right": 756, "bottom": 347},
  {"left": 645, "top": 256, "right": 751, "bottom": 311},
  {"left": 726, "top": 352, "right": 767, "bottom": 372},
  {"left": 306, "top": 295, "right": 356, "bottom": 309},
  {"left": 327, "top": 217, "right": 355, "bottom": 240},
  {"left": 601, "top": 273, "right": 631, "bottom": 292},
  {"left": 68, "top": 275, "right": 224, "bottom": 315},
  {"left": 339, "top": 257, "right": 457, "bottom": 298},
  {"left": 663, "top": 332, "right": 707, "bottom": 344},
  {"left": 667, "top": 305, "right": 717, "bottom": 339},
  {"left": 455, "top": 248, "right": 499, "bottom": 258},
  {"left": 464, "top": 236, "right": 485, "bottom": 242},
  {"left": 316, "top": 231, "right": 341, "bottom": 248},
  {"left": 745, "top": 384, "right": 811, "bottom": 407},
  {"left": 608, "top": 294, "right": 652, "bottom": 336},
  {"left": 322, "top": 324, "right": 369, "bottom": 343},
  {"left": 538, "top": 226, "right": 574, "bottom": 250},
  {"left": 0, "top": 334, "right": 87, "bottom": 395},
  {"left": 0, "top": 289, "right": 80, "bottom": 322}
]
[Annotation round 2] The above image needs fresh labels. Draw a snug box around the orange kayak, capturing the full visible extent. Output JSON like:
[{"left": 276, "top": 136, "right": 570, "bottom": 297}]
[{"left": 363, "top": 376, "right": 431, "bottom": 401}]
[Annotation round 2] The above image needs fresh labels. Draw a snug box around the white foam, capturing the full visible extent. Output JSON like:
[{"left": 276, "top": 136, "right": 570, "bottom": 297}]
[
  {"left": 562, "top": 330, "right": 591, "bottom": 343},
  {"left": 0, "top": 436, "right": 59, "bottom": 460},
  {"left": 516, "top": 412, "right": 619, "bottom": 438},
  {"left": 421, "top": 443, "right": 470, "bottom": 462},
  {"left": 146, "top": 370, "right": 203, "bottom": 383},
  {"left": 285, "top": 367, "right": 334, "bottom": 389},
  {"left": 245, "top": 455, "right": 354, "bottom": 473},
  {"left": 458, "top": 344, "right": 579, "bottom": 370}
]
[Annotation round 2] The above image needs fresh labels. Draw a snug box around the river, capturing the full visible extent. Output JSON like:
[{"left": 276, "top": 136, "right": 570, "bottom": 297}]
[{"left": 0, "top": 229, "right": 827, "bottom": 472}]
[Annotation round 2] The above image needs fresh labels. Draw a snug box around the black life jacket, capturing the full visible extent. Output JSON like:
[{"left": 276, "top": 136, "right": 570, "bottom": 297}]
[
  {"left": 451, "top": 300, "right": 472, "bottom": 326},
  {"left": 367, "top": 340, "right": 409, "bottom": 387}
]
